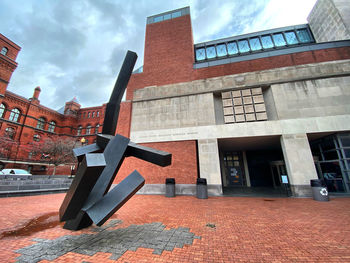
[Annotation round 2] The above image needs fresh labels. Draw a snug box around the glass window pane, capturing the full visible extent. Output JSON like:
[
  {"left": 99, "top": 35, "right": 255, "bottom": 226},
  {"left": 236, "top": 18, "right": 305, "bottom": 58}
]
[
  {"left": 249, "top": 37, "right": 262, "bottom": 51},
  {"left": 323, "top": 150, "right": 339, "bottom": 160},
  {"left": 0, "top": 103, "right": 4, "bottom": 118},
  {"left": 195, "top": 48, "right": 206, "bottom": 61},
  {"left": 227, "top": 42, "right": 238, "bottom": 55},
  {"left": 206, "top": 46, "right": 216, "bottom": 59},
  {"left": 340, "top": 136, "right": 350, "bottom": 147},
  {"left": 285, "top": 31, "right": 298, "bottom": 45},
  {"left": 261, "top": 35, "right": 274, "bottom": 49},
  {"left": 163, "top": 14, "right": 171, "bottom": 20},
  {"left": 216, "top": 44, "right": 227, "bottom": 57},
  {"left": 238, "top": 40, "right": 250, "bottom": 53},
  {"left": 154, "top": 16, "right": 163, "bottom": 23},
  {"left": 296, "top": 29, "right": 312, "bottom": 43},
  {"left": 172, "top": 11, "right": 181, "bottom": 18},
  {"left": 342, "top": 148, "right": 350, "bottom": 158},
  {"left": 273, "top": 33, "right": 286, "bottom": 47}
]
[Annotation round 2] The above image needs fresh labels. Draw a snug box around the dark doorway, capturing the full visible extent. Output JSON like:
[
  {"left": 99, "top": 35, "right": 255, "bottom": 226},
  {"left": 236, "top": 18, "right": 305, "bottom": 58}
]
[{"left": 246, "top": 150, "right": 284, "bottom": 187}]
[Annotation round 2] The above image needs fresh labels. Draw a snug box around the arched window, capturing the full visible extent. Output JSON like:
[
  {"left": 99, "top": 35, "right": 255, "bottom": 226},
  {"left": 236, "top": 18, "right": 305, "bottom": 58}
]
[
  {"left": 9, "top": 108, "right": 20, "bottom": 122},
  {"left": 96, "top": 111, "right": 99, "bottom": 117},
  {"left": 86, "top": 125, "right": 91, "bottom": 135},
  {"left": 48, "top": 121, "right": 56, "bottom": 132},
  {"left": 92, "top": 111, "right": 95, "bottom": 118},
  {"left": 88, "top": 112, "right": 91, "bottom": 118},
  {"left": 0, "top": 103, "right": 5, "bottom": 118},
  {"left": 95, "top": 124, "right": 100, "bottom": 134},
  {"left": 5, "top": 127, "right": 15, "bottom": 139},
  {"left": 1, "top": 47, "right": 8, "bottom": 56},
  {"left": 77, "top": 125, "right": 82, "bottom": 135},
  {"left": 36, "top": 117, "right": 46, "bottom": 129}
]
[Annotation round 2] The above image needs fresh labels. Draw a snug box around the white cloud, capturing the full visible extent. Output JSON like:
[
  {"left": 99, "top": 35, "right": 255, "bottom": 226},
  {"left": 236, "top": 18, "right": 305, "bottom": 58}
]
[{"left": 0, "top": 0, "right": 319, "bottom": 110}]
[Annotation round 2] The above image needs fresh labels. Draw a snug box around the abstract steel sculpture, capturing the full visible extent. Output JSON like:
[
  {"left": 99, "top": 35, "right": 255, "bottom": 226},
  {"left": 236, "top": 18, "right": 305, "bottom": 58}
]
[{"left": 59, "top": 51, "right": 172, "bottom": 230}]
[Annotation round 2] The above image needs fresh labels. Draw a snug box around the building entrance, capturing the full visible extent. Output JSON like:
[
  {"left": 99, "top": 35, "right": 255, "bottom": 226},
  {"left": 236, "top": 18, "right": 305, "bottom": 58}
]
[
  {"left": 223, "top": 152, "right": 246, "bottom": 187},
  {"left": 218, "top": 136, "right": 288, "bottom": 196}
]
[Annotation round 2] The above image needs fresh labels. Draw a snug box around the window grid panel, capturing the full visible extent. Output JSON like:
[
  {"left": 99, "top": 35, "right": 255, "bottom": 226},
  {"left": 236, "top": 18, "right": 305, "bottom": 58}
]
[
  {"left": 206, "top": 46, "right": 217, "bottom": 59},
  {"left": 296, "top": 29, "right": 312, "bottom": 43},
  {"left": 249, "top": 37, "right": 262, "bottom": 51},
  {"left": 238, "top": 40, "right": 250, "bottom": 53},
  {"left": 261, "top": 35, "right": 274, "bottom": 49},
  {"left": 272, "top": 33, "right": 286, "bottom": 47},
  {"left": 216, "top": 44, "right": 227, "bottom": 57},
  {"left": 196, "top": 48, "right": 206, "bottom": 61},
  {"left": 227, "top": 42, "right": 239, "bottom": 55},
  {"left": 284, "top": 31, "right": 298, "bottom": 45}
]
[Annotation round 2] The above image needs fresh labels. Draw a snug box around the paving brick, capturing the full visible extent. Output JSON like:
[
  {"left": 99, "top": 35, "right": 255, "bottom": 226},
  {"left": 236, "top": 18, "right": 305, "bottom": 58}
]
[{"left": 0, "top": 194, "right": 350, "bottom": 262}]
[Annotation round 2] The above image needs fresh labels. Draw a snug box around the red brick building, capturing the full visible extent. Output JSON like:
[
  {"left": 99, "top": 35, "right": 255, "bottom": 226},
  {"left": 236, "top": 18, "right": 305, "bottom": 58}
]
[
  {"left": 1, "top": 1, "right": 350, "bottom": 196},
  {"left": 0, "top": 33, "right": 108, "bottom": 174}
]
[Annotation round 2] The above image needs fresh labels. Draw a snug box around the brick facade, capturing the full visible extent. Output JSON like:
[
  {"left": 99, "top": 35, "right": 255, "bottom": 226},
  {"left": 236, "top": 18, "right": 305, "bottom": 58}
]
[
  {"left": 115, "top": 140, "right": 198, "bottom": 184},
  {"left": 1, "top": 3, "right": 350, "bottom": 186}
]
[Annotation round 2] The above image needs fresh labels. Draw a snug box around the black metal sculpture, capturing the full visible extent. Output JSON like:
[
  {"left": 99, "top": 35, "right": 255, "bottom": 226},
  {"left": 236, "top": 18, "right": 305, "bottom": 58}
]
[{"left": 59, "top": 51, "right": 172, "bottom": 230}]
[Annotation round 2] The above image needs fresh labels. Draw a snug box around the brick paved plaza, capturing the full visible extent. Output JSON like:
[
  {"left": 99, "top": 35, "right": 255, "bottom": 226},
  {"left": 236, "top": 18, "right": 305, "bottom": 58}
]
[{"left": 0, "top": 194, "right": 350, "bottom": 262}]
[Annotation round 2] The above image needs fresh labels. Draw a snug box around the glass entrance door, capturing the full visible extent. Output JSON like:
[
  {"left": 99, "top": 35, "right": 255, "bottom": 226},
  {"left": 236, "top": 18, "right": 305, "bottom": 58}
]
[{"left": 223, "top": 152, "right": 245, "bottom": 186}]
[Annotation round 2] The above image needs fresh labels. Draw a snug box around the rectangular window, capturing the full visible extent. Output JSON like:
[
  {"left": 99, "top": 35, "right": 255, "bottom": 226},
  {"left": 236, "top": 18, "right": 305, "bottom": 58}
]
[
  {"left": 163, "top": 14, "right": 171, "bottom": 20},
  {"left": 196, "top": 48, "right": 206, "bottom": 61},
  {"left": 216, "top": 44, "right": 227, "bottom": 57},
  {"left": 296, "top": 29, "right": 312, "bottom": 43},
  {"left": 227, "top": 42, "right": 238, "bottom": 55},
  {"left": 205, "top": 46, "right": 216, "bottom": 59},
  {"left": 238, "top": 40, "right": 250, "bottom": 53},
  {"left": 154, "top": 16, "right": 163, "bottom": 23},
  {"left": 272, "top": 33, "right": 286, "bottom": 47},
  {"left": 261, "top": 35, "right": 274, "bottom": 49},
  {"left": 249, "top": 37, "right": 262, "bottom": 51},
  {"left": 284, "top": 31, "right": 298, "bottom": 45},
  {"left": 171, "top": 11, "right": 181, "bottom": 18}
]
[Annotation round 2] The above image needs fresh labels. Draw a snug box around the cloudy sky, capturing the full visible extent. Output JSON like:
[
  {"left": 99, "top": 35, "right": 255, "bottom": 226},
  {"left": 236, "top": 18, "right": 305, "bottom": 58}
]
[{"left": 0, "top": 0, "right": 317, "bottom": 110}]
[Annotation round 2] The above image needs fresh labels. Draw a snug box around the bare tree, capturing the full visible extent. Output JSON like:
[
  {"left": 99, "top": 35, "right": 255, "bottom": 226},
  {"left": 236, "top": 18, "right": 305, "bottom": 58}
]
[
  {"left": 32, "top": 137, "right": 77, "bottom": 177},
  {"left": 0, "top": 135, "right": 17, "bottom": 160}
]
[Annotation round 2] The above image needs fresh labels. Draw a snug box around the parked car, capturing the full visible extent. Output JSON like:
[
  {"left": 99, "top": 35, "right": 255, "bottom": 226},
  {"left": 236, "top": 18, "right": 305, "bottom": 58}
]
[{"left": 0, "top": 169, "right": 32, "bottom": 180}]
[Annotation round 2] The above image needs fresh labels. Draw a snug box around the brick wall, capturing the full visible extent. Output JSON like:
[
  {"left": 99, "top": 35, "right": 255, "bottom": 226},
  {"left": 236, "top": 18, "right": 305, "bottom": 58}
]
[
  {"left": 115, "top": 140, "right": 198, "bottom": 184},
  {"left": 0, "top": 34, "right": 20, "bottom": 96},
  {"left": 127, "top": 10, "right": 350, "bottom": 102}
]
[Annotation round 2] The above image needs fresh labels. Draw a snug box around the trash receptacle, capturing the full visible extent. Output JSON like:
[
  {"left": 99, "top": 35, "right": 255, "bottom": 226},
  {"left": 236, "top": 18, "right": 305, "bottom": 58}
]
[
  {"left": 196, "top": 178, "right": 208, "bottom": 199},
  {"left": 310, "top": 179, "right": 329, "bottom": 202},
  {"left": 165, "top": 178, "right": 175, "bottom": 197}
]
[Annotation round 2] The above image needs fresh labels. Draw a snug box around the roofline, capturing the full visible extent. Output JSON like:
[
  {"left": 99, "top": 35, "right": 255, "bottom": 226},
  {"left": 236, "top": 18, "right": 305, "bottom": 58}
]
[
  {"left": 0, "top": 33, "right": 21, "bottom": 50},
  {"left": 195, "top": 24, "right": 311, "bottom": 47},
  {"left": 193, "top": 40, "right": 350, "bottom": 69}
]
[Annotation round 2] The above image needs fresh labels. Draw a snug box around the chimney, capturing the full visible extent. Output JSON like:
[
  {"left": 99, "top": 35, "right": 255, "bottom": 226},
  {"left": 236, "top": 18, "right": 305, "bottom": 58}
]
[{"left": 30, "top": 86, "right": 41, "bottom": 104}]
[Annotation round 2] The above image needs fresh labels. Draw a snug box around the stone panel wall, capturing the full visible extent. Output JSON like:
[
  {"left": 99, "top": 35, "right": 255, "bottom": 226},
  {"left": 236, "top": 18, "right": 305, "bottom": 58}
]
[
  {"left": 271, "top": 76, "right": 350, "bottom": 119},
  {"left": 131, "top": 93, "right": 216, "bottom": 131},
  {"left": 308, "top": 0, "right": 350, "bottom": 42}
]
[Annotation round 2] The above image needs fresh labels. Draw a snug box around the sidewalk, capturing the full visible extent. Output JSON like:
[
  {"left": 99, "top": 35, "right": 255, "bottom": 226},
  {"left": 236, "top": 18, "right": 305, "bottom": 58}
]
[{"left": 0, "top": 194, "right": 349, "bottom": 262}]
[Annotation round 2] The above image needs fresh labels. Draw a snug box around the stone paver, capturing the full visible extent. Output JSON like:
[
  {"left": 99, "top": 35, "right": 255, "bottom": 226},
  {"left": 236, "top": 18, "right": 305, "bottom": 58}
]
[{"left": 0, "top": 194, "right": 350, "bottom": 262}]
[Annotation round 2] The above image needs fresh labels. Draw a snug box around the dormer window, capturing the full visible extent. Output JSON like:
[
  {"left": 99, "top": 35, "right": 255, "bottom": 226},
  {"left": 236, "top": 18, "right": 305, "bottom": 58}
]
[{"left": 1, "top": 47, "right": 8, "bottom": 56}]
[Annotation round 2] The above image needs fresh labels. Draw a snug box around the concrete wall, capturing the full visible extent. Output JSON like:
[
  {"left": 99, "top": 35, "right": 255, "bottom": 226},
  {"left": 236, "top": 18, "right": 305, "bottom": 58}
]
[
  {"left": 271, "top": 76, "right": 350, "bottom": 120},
  {"left": 308, "top": 0, "right": 350, "bottom": 42},
  {"left": 132, "top": 60, "right": 350, "bottom": 102},
  {"left": 131, "top": 93, "right": 216, "bottom": 131},
  {"left": 197, "top": 139, "right": 222, "bottom": 195},
  {"left": 280, "top": 134, "right": 318, "bottom": 197}
]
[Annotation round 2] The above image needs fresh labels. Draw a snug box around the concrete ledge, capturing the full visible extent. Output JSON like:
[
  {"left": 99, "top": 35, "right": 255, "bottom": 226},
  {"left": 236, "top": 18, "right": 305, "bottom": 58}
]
[
  {"left": 111, "top": 183, "right": 223, "bottom": 196},
  {"left": 0, "top": 188, "right": 69, "bottom": 197},
  {"left": 291, "top": 184, "right": 312, "bottom": 197}
]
